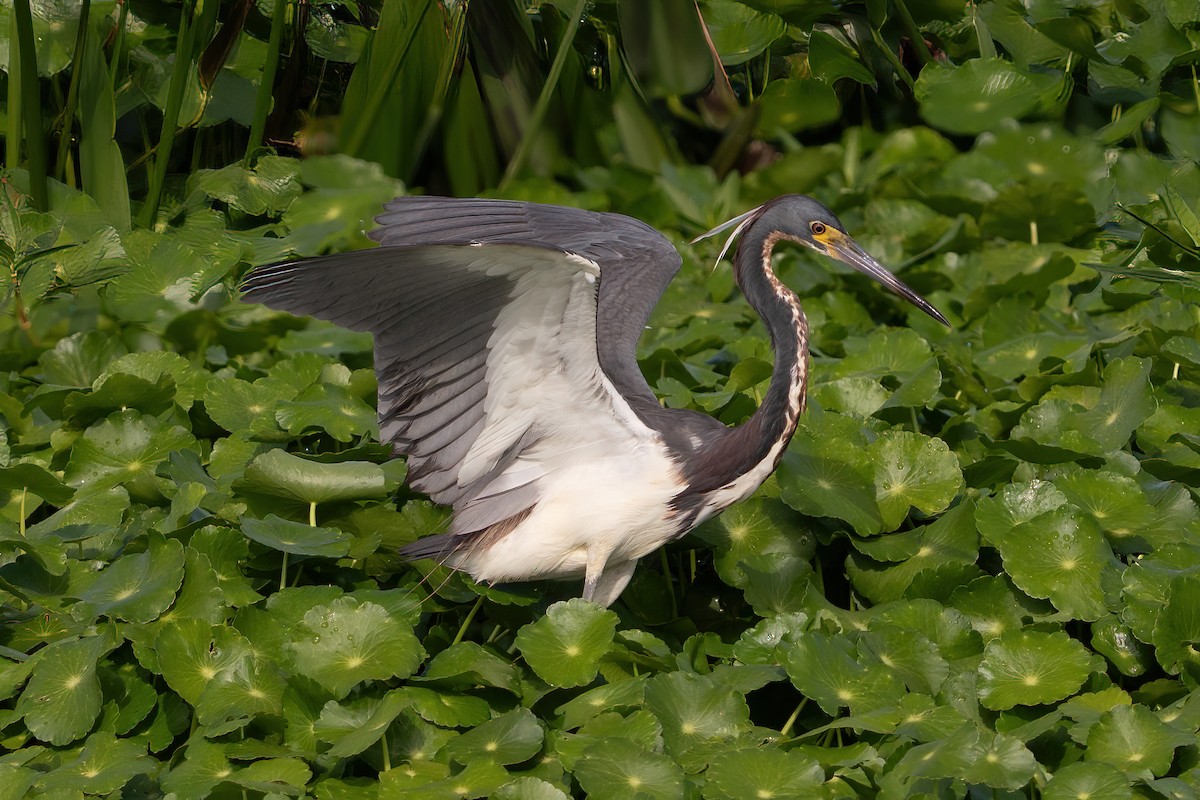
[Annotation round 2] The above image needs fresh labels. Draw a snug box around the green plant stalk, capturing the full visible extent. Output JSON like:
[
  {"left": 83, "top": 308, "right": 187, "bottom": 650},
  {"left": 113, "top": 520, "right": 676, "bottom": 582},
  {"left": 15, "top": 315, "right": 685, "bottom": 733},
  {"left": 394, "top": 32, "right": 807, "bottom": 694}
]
[
  {"left": 56, "top": 0, "right": 91, "bottom": 183},
  {"left": 452, "top": 596, "right": 484, "bottom": 646},
  {"left": 868, "top": 26, "right": 916, "bottom": 91},
  {"left": 244, "top": 0, "right": 288, "bottom": 163},
  {"left": 892, "top": 0, "right": 934, "bottom": 66},
  {"left": 110, "top": 0, "right": 129, "bottom": 93},
  {"left": 280, "top": 551, "right": 288, "bottom": 589},
  {"left": 309, "top": 501, "right": 317, "bottom": 527},
  {"left": 12, "top": 0, "right": 48, "bottom": 209},
  {"left": 659, "top": 549, "right": 678, "bottom": 619},
  {"left": 137, "top": 0, "right": 199, "bottom": 229},
  {"left": 406, "top": 1, "right": 467, "bottom": 178},
  {"left": 499, "top": 0, "right": 588, "bottom": 189},
  {"left": 6, "top": 12, "right": 23, "bottom": 170},
  {"left": 341, "top": 0, "right": 433, "bottom": 157}
]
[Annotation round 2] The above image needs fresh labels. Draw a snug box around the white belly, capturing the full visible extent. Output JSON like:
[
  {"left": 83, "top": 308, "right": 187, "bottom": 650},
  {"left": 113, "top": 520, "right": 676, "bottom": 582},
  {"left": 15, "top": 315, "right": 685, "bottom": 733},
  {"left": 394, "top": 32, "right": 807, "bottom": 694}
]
[{"left": 452, "top": 445, "right": 682, "bottom": 583}]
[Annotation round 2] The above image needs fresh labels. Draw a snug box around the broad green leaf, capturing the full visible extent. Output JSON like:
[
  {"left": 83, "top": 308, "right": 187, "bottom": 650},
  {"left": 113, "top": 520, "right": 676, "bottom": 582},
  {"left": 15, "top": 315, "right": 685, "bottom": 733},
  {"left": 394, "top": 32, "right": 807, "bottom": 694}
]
[
  {"left": 1084, "top": 704, "right": 1194, "bottom": 777},
  {"left": 34, "top": 732, "right": 154, "bottom": 793},
  {"left": 241, "top": 514, "right": 353, "bottom": 557},
  {"left": 16, "top": 635, "right": 111, "bottom": 745},
  {"left": 491, "top": 777, "right": 571, "bottom": 800},
  {"left": 403, "top": 686, "right": 492, "bottom": 727},
  {"left": 414, "top": 641, "right": 522, "bottom": 694},
  {"left": 73, "top": 534, "right": 185, "bottom": 623},
  {"left": 1043, "top": 761, "right": 1132, "bottom": 800},
  {"left": 514, "top": 599, "right": 618, "bottom": 688},
  {"left": 643, "top": 671, "right": 751, "bottom": 769},
  {"left": 1152, "top": 576, "right": 1200, "bottom": 675},
  {"left": 949, "top": 576, "right": 1032, "bottom": 641},
  {"left": 37, "top": 330, "right": 127, "bottom": 388},
  {"left": 196, "top": 653, "right": 287, "bottom": 727},
  {"left": 896, "top": 724, "right": 1038, "bottom": 790},
  {"left": 783, "top": 631, "right": 905, "bottom": 716},
  {"left": 916, "top": 58, "right": 1061, "bottom": 134},
  {"left": 977, "top": 630, "right": 1092, "bottom": 710},
  {"left": 155, "top": 620, "right": 254, "bottom": 705},
  {"left": 777, "top": 413, "right": 882, "bottom": 535},
  {"left": 756, "top": 77, "right": 841, "bottom": 134},
  {"left": 556, "top": 678, "right": 648, "bottom": 730},
  {"left": 572, "top": 739, "right": 684, "bottom": 800},
  {"left": 701, "top": 0, "right": 786, "bottom": 66},
  {"left": 315, "top": 691, "right": 410, "bottom": 758},
  {"left": 703, "top": 747, "right": 824, "bottom": 800},
  {"left": 378, "top": 761, "right": 508, "bottom": 800},
  {"left": 0, "top": 463, "right": 74, "bottom": 505},
  {"left": 239, "top": 449, "right": 391, "bottom": 504},
  {"left": 991, "top": 505, "right": 1118, "bottom": 621},
  {"left": 275, "top": 382, "right": 377, "bottom": 442},
  {"left": 444, "top": 708, "right": 544, "bottom": 765},
  {"left": 65, "top": 410, "right": 199, "bottom": 502},
  {"left": 1091, "top": 615, "right": 1153, "bottom": 678},
  {"left": 871, "top": 431, "right": 962, "bottom": 529},
  {"left": 203, "top": 377, "right": 290, "bottom": 438},
  {"left": 287, "top": 597, "right": 424, "bottom": 698}
]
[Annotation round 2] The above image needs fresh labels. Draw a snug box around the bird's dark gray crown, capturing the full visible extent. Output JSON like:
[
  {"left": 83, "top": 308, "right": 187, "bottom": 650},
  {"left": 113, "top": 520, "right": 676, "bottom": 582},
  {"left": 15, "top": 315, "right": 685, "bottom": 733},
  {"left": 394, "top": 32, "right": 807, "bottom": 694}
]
[{"left": 753, "top": 194, "right": 849, "bottom": 242}]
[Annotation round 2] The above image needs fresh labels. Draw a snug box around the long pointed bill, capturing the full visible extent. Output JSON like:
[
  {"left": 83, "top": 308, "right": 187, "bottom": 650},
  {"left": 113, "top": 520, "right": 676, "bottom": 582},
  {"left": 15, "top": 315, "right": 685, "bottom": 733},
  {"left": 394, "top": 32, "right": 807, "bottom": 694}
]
[{"left": 821, "top": 230, "right": 949, "bottom": 326}]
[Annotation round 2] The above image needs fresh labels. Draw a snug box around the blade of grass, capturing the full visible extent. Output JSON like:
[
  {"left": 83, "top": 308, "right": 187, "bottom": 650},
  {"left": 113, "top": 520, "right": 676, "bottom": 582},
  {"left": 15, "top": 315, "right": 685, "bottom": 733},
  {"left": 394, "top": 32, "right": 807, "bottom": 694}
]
[
  {"left": 340, "top": 0, "right": 433, "bottom": 158},
  {"left": 499, "top": 0, "right": 588, "bottom": 189},
  {"left": 12, "top": 0, "right": 48, "bottom": 209},
  {"left": 137, "top": 0, "right": 199, "bottom": 229},
  {"left": 6, "top": 11, "right": 22, "bottom": 170},
  {"left": 79, "top": 26, "right": 131, "bottom": 229},
  {"left": 55, "top": 0, "right": 91, "bottom": 186},
  {"left": 244, "top": 0, "right": 288, "bottom": 163}
]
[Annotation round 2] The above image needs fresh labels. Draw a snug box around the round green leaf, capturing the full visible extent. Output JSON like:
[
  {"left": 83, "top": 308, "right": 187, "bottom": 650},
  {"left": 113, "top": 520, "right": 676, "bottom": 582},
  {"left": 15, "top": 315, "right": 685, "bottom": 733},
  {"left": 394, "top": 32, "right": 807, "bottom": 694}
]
[
  {"left": 573, "top": 739, "right": 684, "bottom": 800},
  {"left": 977, "top": 630, "right": 1092, "bottom": 710},
  {"left": 415, "top": 641, "right": 522, "bottom": 694},
  {"left": 155, "top": 620, "right": 254, "bottom": 705},
  {"left": 643, "top": 672, "right": 751, "bottom": 768},
  {"left": 870, "top": 431, "right": 962, "bottom": 530},
  {"left": 783, "top": 631, "right": 905, "bottom": 716},
  {"left": 1151, "top": 575, "right": 1200, "bottom": 675},
  {"left": 315, "top": 692, "right": 410, "bottom": 758},
  {"left": 403, "top": 686, "right": 492, "bottom": 728},
  {"left": 241, "top": 514, "right": 353, "bottom": 557},
  {"left": 287, "top": 597, "right": 424, "bottom": 698},
  {"left": 492, "top": 777, "right": 571, "bottom": 800},
  {"left": 756, "top": 77, "right": 841, "bottom": 134},
  {"left": 16, "top": 635, "right": 110, "bottom": 745},
  {"left": 34, "top": 732, "right": 154, "bottom": 794},
  {"left": 444, "top": 708, "right": 544, "bottom": 765},
  {"left": 1043, "top": 761, "right": 1132, "bottom": 800},
  {"left": 74, "top": 534, "right": 185, "bottom": 624},
  {"left": 238, "top": 449, "right": 390, "bottom": 504},
  {"left": 704, "top": 747, "right": 824, "bottom": 800},
  {"left": 915, "top": 58, "right": 1060, "bottom": 134},
  {"left": 897, "top": 725, "right": 1037, "bottom": 790},
  {"left": 65, "top": 410, "right": 199, "bottom": 502},
  {"left": 1084, "top": 704, "right": 1194, "bottom": 777},
  {"left": 276, "top": 383, "right": 376, "bottom": 442},
  {"left": 992, "top": 505, "right": 1118, "bottom": 621},
  {"left": 513, "top": 599, "right": 618, "bottom": 688},
  {"left": 0, "top": 463, "right": 74, "bottom": 505}
]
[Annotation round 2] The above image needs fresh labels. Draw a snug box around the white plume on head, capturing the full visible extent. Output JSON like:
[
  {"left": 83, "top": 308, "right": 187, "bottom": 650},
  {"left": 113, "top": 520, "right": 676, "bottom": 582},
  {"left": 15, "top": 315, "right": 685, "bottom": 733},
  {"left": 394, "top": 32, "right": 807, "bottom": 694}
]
[{"left": 691, "top": 205, "right": 765, "bottom": 272}]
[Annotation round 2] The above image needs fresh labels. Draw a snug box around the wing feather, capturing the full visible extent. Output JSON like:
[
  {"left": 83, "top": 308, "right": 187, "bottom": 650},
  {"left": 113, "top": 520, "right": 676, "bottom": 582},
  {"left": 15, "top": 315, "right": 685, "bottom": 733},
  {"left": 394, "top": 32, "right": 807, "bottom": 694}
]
[{"left": 242, "top": 197, "right": 682, "bottom": 548}]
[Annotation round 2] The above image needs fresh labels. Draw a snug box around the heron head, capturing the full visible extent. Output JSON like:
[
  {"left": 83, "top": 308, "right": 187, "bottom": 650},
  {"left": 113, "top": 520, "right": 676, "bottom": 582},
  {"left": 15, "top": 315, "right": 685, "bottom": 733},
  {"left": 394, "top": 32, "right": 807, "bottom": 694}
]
[{"left": 700, "top": 195, "right": 949, "bottom": 326}]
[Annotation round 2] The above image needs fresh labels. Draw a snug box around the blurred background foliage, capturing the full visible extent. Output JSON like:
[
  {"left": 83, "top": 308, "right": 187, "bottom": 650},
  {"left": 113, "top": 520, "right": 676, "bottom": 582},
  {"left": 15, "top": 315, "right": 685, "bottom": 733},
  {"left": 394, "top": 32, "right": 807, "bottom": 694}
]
[{"left": 3, "top": 0, "right": 1200, "bottom": 797}]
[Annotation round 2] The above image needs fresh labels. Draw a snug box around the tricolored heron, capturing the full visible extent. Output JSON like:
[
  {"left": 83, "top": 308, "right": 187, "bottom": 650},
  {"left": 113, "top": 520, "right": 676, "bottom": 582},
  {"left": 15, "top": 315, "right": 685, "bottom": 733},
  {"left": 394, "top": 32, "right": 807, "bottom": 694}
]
[{"left": 242, "top": 195, "right": 948, "bottom": 607}]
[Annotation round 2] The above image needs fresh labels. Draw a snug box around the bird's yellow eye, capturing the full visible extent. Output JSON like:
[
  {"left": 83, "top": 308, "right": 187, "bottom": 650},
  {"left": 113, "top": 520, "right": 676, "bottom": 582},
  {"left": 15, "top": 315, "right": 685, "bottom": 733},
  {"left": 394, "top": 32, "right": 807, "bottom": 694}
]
[{"left": 810, "top": 221, "right": 827, "bottom": 236}]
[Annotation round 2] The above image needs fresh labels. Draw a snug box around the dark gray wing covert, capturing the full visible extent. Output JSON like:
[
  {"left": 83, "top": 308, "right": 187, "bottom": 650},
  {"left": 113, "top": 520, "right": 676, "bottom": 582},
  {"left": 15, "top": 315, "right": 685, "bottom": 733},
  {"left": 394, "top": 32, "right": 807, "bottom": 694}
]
[{"left": 241, "top": 197, "right": 682, "bottom": 536}]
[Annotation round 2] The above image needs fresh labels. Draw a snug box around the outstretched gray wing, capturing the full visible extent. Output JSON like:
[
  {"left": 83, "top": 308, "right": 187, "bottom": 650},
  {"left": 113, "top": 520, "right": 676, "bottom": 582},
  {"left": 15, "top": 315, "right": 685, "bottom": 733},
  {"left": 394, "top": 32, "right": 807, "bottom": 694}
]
[{"left": 241, "top": 196, "right": 682, "bottom": 541}]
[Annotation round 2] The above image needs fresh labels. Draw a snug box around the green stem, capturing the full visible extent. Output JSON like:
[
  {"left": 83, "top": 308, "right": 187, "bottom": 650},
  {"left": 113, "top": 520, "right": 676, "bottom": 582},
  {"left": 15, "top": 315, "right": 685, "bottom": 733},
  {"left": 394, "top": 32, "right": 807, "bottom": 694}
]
[
  {"left": 659, "top": 549, "right": 678, "bottom": 619},
  {"left": 452, "top": 596, "right": 484, "bottom": 646},
  {"left": 892, "top": 0, "right": 934, "bottom": 67},
  {"left": 110, "top": 0, "right": 129, "bottom": 93},
  {"left": 56, "top": 0, "right": 91, "bottom": 183},
  {"left": 18, "top": 487, "right": 26, "bottom": 538},
  {"left": 244, "top": 0, "right": 288, "bottom": 163},
  {"left": 380, "top": 730, "right": 391, "bottom": 773},
  {"left": 309, "top": 501, "right": 317, "bottom": 527},
  {"left": 499, "top": 0, "right": 588, "bottom": 189},
  {"left": 280, "top": 551, "right": 288, "bottom": 589},
  {"left": 137, "top": 0, "right": 198, "bottom": 229},
  {"left": 12, "top": 0, "right": 48, "bottom": 209},
  {"left": 6, "top": 11, "right": 21, "bottom": 169},
  {"left": 780, "top": 698, "right": 807, "bottom": 737}
]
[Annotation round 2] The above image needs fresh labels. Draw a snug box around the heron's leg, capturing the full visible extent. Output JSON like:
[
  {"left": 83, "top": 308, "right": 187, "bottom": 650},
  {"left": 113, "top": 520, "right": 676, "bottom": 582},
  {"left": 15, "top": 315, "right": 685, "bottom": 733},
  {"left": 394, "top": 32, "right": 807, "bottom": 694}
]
[{"left": 582, "top": 558, "right": 636, "bottom": 608}]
